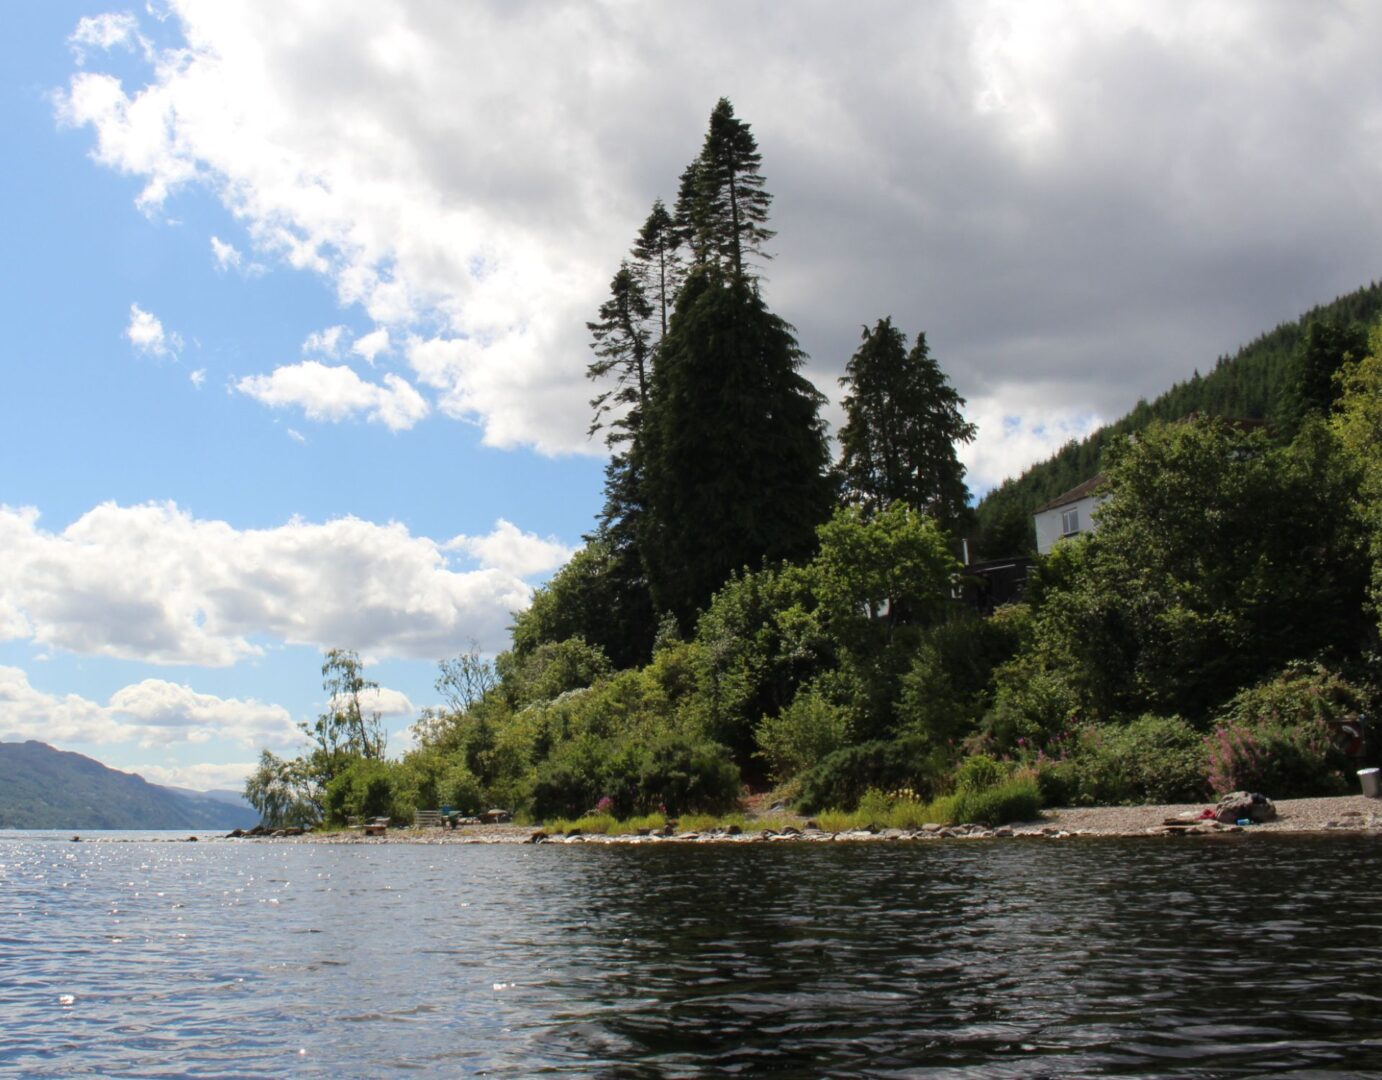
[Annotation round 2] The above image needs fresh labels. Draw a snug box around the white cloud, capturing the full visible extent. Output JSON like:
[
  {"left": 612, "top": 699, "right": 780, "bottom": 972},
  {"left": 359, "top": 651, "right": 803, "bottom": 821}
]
[
  {"left": 303, "top": 325, "right": 348, "bottom": 357},
  {"left": 189, "top": 368, "right": 206, "bottom": 388},
  {"left": 0, "top": 501, "right": 534, "bottom": 665},
  {"left": 351, "top": 328, "right": 390, "bottom": 364},
  {"left": 329, "top": 685, "right": 415, "bottom": 720},
  {"left": 447, "top": 519, "right": 575, "bottom": 579},
  {"left": 131, "top": 760, "right": 258, "bottom": 792},
  {"left": 235, "top": 361, "right": 428, "bottom": 431},
  {"left": 0, "top": 666, "right": 298, "bottom": 749},
  {"left": 126, "top": 302, "right": 182, "bottom": 358},
  {"left": 286, "top": 427, "right": 306, "bottom": 444},
  {"left": 68, "top": 12, "right": 147, "bottom": 65},
  {"left": 960, "top": 395, "right": 1105, "bottom": 496},
  {"left": 57, "top": 2, "right": 1382, "bottom": 480},
  {"left": 209, "top": 235, "right": 241, "bottom": 271}
]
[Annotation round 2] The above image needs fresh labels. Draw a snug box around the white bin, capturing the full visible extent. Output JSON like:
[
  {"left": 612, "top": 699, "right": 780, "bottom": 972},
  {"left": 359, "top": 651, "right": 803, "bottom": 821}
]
[{"left": 1360, "top": 767, "right": 1381, "bottom": 798}]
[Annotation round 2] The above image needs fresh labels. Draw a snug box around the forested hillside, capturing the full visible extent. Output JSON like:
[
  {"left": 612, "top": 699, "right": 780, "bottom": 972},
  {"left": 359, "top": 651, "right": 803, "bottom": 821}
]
[
  {"left": 974, "top": 281, "right": 1382, "bottom": 555},
  {"left": 0, "top": 741, "right": 259, "bottom": 829}
]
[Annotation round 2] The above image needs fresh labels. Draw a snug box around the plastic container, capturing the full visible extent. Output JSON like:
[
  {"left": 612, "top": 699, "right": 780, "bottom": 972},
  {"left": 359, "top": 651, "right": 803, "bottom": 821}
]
[{"left": 1360, "top": 768, "right": 1380, "bottom": 799}]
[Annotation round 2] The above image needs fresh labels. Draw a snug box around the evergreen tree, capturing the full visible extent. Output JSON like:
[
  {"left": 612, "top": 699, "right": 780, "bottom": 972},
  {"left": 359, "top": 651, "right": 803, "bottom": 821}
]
[
  {"left": 838, "top": 318, "right": 976, "bottom": 531},
  {"left": 585, "top": 262, "right": 654, "bottom": 445},
  {"left": 639, "top": 268, "right": 834, "bottom": 628},
  {"left": 1280, "top": 318, "right": 1368, "bottom": 432},
  {"left": 631, "top": 199, "right": 682, "bottom": 339},
  {"left": 673, "top": 99, "right": 774, "bottom": 277}
]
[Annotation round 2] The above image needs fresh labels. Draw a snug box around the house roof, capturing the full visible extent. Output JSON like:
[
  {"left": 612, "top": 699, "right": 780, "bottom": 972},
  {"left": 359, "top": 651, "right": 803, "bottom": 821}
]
[{"left": 1034, "top": 473, "right": 1106, "bottom": 514}]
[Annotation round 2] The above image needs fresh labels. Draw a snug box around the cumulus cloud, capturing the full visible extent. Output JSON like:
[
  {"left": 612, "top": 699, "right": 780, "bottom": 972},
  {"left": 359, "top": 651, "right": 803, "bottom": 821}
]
[
  {"left": 303, "top": 325, "right": 348, "bottom": 357},
  {"left": 0, "top": 666, "right": 298, "bottom": 749},
  {"left": 329, "top": 685, "right": 415, "bottom": 720},
  {"left": 58, "top": 2, "right": 1382, "bottom": 480},
  {"left": 447, "top": 519, "right": 576, "bottom": 579},
  {"left": 189, "top": 368, "right": 206, "bottom": 388},
  {"left": 126, "top": 302, "right": 182, "bottom": 358},
  {"left": 209, "top": 234, "right": 240, "bottom": 270},
  {"left": 351, "top": 328, "right": 390, "bottom": 364},
  {"left": 0, "top": 501, "right": 535, "bottom": 665},
  {"left": 68, "top": 12, "right": 147, "bottom": 65},
  {"left": 235, "top": 361, "right": 429, "bottom": 431},
  {"left": 130, "top": 760, "right": 259, "bottom": 792}
]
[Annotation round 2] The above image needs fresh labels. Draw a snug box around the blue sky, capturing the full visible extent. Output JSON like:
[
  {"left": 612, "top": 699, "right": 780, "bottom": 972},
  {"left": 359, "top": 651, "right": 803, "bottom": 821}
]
[{"left": 4, "top": 2, "right": 1381, "bottom": 791}]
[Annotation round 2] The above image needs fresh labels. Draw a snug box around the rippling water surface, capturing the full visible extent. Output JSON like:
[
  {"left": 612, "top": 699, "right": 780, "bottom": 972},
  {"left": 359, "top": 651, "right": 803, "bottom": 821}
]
[{"left": 1, "top": 831, "right": 1380, "bottom": 1077}]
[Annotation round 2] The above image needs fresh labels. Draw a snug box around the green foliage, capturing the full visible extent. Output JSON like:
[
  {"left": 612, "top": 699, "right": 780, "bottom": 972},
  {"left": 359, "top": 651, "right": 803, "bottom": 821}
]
[
  {"left": 244, "top": 749, "right": 320, "bottom": 828},
  {"left": 795, "top": 736, "right": 948, "bottom": 813},
  {"left": 1010, "top": 418, "right": 1369, "bottom": 723},
  {"left": 300, "top": 649, "right": 387, "bottom": 790},
  {"left": 498, "top": 636, "right": 613, "bottom": 709},
  {"left": 898, "top": 606, "right": 1027, "bottom": 744},
  {"left": 809, "top": 503, "right": 960, "bottom": 735},
  {"left": 1206, "top": 664, "right": 1365, "bottom": 797},
  {"left": 678, "top": 97, "right": 774, "bottom": 276},
  {"left": 691, "top": 562, "right": 828, "bottom": 768},
  {"left": 639, "top": 267, "right": 834, "bottom": 629},
  {"left": 324, "top": 757, "right": 402, "bottom": 825},
  {"left": 439, "top": 762, "right": 484, "bottom": 814},
  {"left": 838, "top": 317, "right": 976, "bottom": 531},
  {"left": 754, "top": 687, "right": 853, "bottom": 782},
  {"left": 511, "top": 539, "right": 654, "bottom": 672},
  {"left": 954, "top": 754, "right": 1006, "bottom": 793},
  {"left": 1043, "top": 716, "right": 1207, "bottom": 806},
  {"left": 1332, "top": 319, "right": 1382, "bottom": 632},
  {"left": 948, "top": 775, "right": 1042, "bottom": 826},
  {"left": 531, "top": 733, "right": 739, "bottom": 821}
]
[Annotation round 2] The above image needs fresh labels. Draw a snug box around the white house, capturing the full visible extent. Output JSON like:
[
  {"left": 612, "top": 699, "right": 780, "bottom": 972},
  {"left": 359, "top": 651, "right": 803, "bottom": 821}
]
[{"left": 1033, "top": 474, "right": 1106, "bottom": 555}]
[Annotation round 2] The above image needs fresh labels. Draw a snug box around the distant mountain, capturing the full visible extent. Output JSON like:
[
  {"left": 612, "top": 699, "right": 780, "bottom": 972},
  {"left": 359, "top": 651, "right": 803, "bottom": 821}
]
[
  {"left": 0, "top": 741, "right": 260, "bottom": 830},
  {"left": 974, "top": 280, "right": 1382, "bottom": 555}
]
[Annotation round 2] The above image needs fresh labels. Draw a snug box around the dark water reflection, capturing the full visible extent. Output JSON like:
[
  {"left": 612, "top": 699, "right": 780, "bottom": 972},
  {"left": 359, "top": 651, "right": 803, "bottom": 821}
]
[{"left": 1, "top": 833, "right": 1379, "bottom": 1077}]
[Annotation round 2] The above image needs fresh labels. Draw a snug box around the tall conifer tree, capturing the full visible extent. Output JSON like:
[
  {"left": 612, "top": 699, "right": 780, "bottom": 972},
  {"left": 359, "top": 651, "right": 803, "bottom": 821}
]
[
  {"left": 838, "top": 318, "right": 976, "bottom": 531},
  {"left": 631, "top": 199, "right": 683, "bottom": 339},
  {"left": 639, "top": 268, "right": 833, "bottom": 627}
]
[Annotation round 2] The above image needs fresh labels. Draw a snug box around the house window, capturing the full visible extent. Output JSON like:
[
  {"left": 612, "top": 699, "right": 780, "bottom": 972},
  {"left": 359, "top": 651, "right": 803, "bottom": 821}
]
[{"left": 1061, "top": 507, "right": 1080, "bottom": 536}]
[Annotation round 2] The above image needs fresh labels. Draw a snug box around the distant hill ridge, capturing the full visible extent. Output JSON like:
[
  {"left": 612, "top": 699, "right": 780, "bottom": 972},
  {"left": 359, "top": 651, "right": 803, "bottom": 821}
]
[
  {"left": 0, "top": 741, "right": 259, "bottom": 830},
  {"left": 975, "top": 280, "right": 1382, "bottom": 550}
]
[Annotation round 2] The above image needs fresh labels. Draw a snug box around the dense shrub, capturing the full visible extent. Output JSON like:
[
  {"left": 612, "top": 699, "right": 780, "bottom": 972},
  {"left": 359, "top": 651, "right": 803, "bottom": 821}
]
[
  {"left": 754, "top": 687, "right": 853, "bottom": 782},
  {"left": 954, "top": 754, "right": 1006, "bottom": 793},
  {"left": 324, "top": 758, "right": 403, "bottom": 824},
  {"left": 795, "top": 736, "right": 948, "bottom": 813},
  {"left": 948, "top": 775, "right": 1042, "bottom": 826},
  {"left": 897, "top": 607, "right": 1026, "bottom": 743},
  {"left": 1074, "top": 715, "right": 1206, "bottom": 805},
  {"left": 1205, "top": 664, "right": 1364, "bottom": 797},
  {"left": 531, "top": 734, "right": 740, "bottom": 821},
  {"left": 439, "top": 762, "right": 484, "bottom": 814}
]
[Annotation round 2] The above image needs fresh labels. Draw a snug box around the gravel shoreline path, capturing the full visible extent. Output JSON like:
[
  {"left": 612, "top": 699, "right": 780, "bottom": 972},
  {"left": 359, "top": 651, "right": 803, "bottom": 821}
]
[{"left": 250, "top": 794, "right": 1382, "bottom": 845}]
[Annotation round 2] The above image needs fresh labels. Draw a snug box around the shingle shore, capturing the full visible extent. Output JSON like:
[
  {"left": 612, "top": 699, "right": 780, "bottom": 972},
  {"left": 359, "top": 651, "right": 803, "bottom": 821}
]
[{"left": 250, "top": 794, "right": 1382, "bottom": 844}]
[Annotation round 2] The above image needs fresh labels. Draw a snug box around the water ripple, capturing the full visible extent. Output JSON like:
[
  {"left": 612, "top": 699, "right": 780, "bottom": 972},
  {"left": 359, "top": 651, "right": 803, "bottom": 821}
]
[{"left": 0, "top": 833, "right": 1380, "bottom": 1075}]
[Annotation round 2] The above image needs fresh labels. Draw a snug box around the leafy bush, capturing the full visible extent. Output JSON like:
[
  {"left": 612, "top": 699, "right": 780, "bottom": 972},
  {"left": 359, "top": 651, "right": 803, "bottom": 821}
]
[
  {"left": 1205, "top": 664, "right": 1364, "bottom": 797},
  {"left": 949, "top": 775, "right": 1041, "bottom": 826},
  {"left": 439, "top": 762, "right": 484, "bottom": 814},
  {"left": 531, "top": 733, "right": 740, "bottom": 820},
  {"left": 324, "top": 758, "right": 403, "bottom": 824},
  {"left": 897, "top": 608, "right": 1026, "bottom": 742},
  {"left": 795, "top": 736, "right": 947, "bottom": 813},
  {"left": 754, "top": 688, "right": 852, "bottom": 782},
  {"left": 954, "top": 754, "right": 1006, "bottom": 793},
  {"left": 1074, "top": 715, "right": 1206, "bottom": 805}
]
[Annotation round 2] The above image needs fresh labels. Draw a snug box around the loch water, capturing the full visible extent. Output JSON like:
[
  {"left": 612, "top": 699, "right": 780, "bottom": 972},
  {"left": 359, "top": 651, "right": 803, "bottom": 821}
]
[{"left": 1, "top": 832, "right": 1380, "bottom": 1077}]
